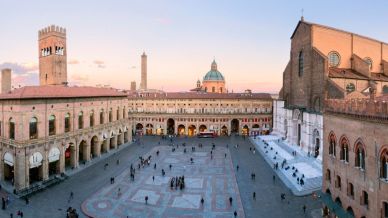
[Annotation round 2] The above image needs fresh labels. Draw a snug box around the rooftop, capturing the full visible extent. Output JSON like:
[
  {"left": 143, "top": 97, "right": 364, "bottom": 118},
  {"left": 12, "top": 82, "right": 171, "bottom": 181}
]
[
  {"left": 128, "top": 92, "right": 272, "bottom": 100},
  {"left": 0, "top": 86, "right": 127, "bottom": 100}
]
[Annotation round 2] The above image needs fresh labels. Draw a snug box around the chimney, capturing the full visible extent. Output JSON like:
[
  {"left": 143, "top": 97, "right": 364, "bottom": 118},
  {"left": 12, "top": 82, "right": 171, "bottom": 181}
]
[{"left": 1, "top": 68, "right": 12, "bottom": 93}]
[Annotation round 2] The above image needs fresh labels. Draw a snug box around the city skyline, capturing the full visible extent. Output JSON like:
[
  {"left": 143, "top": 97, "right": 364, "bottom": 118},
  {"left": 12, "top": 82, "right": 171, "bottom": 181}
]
[{"left": 0, "top": 0, "right": 387, "bottom": 93}]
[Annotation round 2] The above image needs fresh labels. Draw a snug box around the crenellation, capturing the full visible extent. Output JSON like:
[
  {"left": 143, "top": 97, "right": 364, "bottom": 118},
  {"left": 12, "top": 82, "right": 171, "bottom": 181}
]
[{"left": 38, "top": 25, "right": 66, "bottom": 39}]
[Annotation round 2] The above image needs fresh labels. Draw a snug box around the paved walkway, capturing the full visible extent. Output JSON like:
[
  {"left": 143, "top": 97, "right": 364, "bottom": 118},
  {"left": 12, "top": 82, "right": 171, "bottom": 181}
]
[
  {"left": 250, "top": 135, "right": 322, "bottom": 196},
  {"left": 0, "top": 136, "right": 323, "bottom": 218},
  {"left": 82, "top": 144, "right": 244, "bottom": 218}
]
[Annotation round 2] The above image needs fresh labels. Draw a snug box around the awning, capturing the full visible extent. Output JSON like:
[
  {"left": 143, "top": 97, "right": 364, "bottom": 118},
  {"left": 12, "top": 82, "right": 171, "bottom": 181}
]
[
  {"left": 124, "top": 126, "right": 128, "bottom": 131},
  {"left": 4, "top": 152, "right": 14, "bottom": 166},
  {"left": 103, "top": 133, "right": 108, "bottom": 140},
  {"left": 48, "top": 147, "right": 60, "bottom": 162},
  {"left": 321, "top": 192, "right": 353, "bottom": 218},
  {"left": 29, "top": 152, "right": 43, "bottom": 168}
]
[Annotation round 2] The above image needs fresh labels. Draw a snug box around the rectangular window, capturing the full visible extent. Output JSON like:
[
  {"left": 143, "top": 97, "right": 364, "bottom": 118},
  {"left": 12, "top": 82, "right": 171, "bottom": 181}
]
[
  {"left": 9, "top": 122, "right": 15, "bottom": 139},
  {"left": 78, "top": 115, "right": 83, "bottom": 129},
  {"left": 65, "top": 116, "right": 70, "bottom": 132}
]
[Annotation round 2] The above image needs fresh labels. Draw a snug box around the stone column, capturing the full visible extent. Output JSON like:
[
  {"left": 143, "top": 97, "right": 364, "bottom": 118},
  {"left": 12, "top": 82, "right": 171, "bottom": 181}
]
[
  {"left": 85, "top": 141, "right": 91, "bottom": 161},
  {"left": 75, "top": 142, "right": 79, "bottom": 168},
  {"left": 113, "top": 136, "right": 118, "bottom": 149},
  {"left": 42, "top": 157, "right": 49, "bottom": 181},
  {"left": 96, "top": 141, "right": 101, "bottom": 157},
  {"left": 104, "top": 140, "right": 110, "bottom": 153},
  {"left": 71, "top": 145, "right": 77, "bottom": 168},
  {"left": 59, "top": 145, "right": 65, "bottom": 174},
  {"left": 0, "top": 150, "right": 4, "bottom": 181},
  {"left": 14, "top": 148, "right": 27, "bottom": 191}
]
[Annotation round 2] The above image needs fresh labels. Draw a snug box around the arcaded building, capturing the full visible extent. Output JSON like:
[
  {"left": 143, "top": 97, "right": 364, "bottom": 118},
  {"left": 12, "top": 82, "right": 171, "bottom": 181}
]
[
  {"left": 273, "top": 18, "right": 388, "bottom": 161},
  {"left": 0, "top": 25, "right": 131, "bottom": 193},
  {"left": 323, "top": 93, "right": 388, "bottom": 218},
  {"left": 129, "top": 91, "right": 272, "bottom": 136}
]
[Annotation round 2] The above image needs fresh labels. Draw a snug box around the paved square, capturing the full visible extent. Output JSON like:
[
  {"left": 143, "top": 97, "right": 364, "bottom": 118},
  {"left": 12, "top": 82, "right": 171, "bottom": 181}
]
[{"left": 82, "top": 144, "right": 244, "bottom": 217}]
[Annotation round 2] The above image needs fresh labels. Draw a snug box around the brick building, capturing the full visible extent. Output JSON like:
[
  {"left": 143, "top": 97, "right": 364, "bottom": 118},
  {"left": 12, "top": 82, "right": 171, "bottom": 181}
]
[
  {"left": 322, "top": 94, "right": 388, "bottom": 218},
  {"left": 273, "top": 17, "right": 388, "bottom": 161}
]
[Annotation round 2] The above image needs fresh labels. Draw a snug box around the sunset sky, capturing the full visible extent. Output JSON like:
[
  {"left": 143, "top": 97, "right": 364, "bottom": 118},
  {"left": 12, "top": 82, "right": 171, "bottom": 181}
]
[{"left": 0, "top": 0, "right": 387, "bottom": 93}]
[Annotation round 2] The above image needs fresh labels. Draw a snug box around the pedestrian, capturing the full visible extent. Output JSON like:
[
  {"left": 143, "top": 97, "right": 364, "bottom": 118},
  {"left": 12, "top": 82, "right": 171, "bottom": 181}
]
[
  {"left": 236, "top": 165, "right": 239, "bottom": 171},
  {"left": 303, "top": 205, "right": 306, "bottom": 214},
  {"left": 117, "top": 159, "right": 120, "bottom": 165},
  {"left": 169, "top": 164, "right": 172, "bottom": 170},
  {"left": 10, "top": 213, "right": 13, "bottom": 218},
  {"left": 234, "top": 210, "right": 237, "bottom": 217},
  {"left": 273, "top": 175, "right": 276, "bottom": 183},
  {"left": 25, "top": 197, "right": 29, "bottom": 205},
  {"left": 145, "top": 196, "right": 148, "bottom": 204},
  {"left": 200, "top": 197, "right": 204, "bottom": 206},
  {"left": 70, "top": 191, "right": 74, "bottom": 200},
  {"left": 253, "top": 192, "right": 256, "bottom": 200},
  {"left": 152, "top": 175, "right": 155, "bottom": 182},
  {"left": 225, "top": 153, "right": 227, "bottom": 158},
  {"left": 154, "top": 163, "right": 156, "bottom": 169},
  {"left": 229, "top": 197, "right": 233, "bottom": 206}
]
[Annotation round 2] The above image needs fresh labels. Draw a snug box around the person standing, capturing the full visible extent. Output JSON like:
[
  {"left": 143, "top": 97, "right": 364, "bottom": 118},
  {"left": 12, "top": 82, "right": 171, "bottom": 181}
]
[
  {"left": 253, "top": 192, "right": 256, "bottom": 200},
  {"left": 303, "top": 205, "right": 306, "bottom": 214}
]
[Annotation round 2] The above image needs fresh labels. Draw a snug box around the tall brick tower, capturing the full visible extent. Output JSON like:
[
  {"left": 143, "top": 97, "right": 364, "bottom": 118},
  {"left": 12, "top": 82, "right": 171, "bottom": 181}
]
[
  {"left": 38, "top": 25, "right": 67, "bottom": 86},
  {"left": 140, "top": 52, "right": 147, "bottom": 89}
]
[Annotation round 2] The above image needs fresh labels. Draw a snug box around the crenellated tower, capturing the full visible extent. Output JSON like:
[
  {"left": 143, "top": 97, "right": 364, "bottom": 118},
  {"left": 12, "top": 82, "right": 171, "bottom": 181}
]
[{"left": 38, "top": 25, "right": 67, "bottom": 86}]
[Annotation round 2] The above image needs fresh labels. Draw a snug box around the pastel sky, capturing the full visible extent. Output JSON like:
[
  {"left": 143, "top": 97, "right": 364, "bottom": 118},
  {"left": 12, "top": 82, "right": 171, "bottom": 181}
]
[{"left": 0, "top": 0, "right": 387, "bottom": 93}]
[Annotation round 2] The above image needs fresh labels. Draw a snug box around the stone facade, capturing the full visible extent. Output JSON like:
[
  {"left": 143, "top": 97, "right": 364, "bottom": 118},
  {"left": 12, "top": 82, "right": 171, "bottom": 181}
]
[
  {"left": 323, "top": 98, "right": 388, "bottom": 218},
  {"left": 0, "top": 94, "right": 131, "bottom": 191},
  {"left": 129, "top": 92, "right": 272, "bottom": 136}
]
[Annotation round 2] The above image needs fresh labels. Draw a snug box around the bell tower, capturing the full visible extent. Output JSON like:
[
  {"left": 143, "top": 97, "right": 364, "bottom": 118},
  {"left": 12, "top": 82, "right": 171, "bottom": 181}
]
[{"left": 38, "top": 25, "right": 67, "bottom": 86}]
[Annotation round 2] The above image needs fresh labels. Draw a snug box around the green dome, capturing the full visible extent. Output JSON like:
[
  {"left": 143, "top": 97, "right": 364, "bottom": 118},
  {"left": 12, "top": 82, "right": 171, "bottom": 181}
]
[
  {"left": 203, "top": 60, "right": 225, "bottom": 81},
  {"left": 203, "top": 70, "right": 225, "bottom": 81}
]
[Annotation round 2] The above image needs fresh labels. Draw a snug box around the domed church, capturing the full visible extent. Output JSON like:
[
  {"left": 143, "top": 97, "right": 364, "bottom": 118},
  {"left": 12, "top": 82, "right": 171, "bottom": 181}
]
[{"left": 191, "top": 60, "right": 226, "bottom": 93}]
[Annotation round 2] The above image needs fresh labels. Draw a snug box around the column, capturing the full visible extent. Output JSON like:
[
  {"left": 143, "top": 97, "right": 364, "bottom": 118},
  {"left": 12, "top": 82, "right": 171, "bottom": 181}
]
[
  {"left": 42, "top": 157, "right": 49, "bottom": 181},
  {"left": 59, "top": 146, "right": 65, "bottom": 174},
  {"left": 75, "top": 141, "right": 79, "bottom": 168},
  {"left": 0, "top": 151, "right": 3, "bottom": 181},
  {"left": 14, "top": 148, "right": 27, "bottom": 191},
  {"left": 85, "top": 141, "right": 91, "bottom": 161},
  {"left": 104, "top": 140, "right": 110, "bottom": 152},
  {"left": 96, "top": 141, "right": 101, "bottom": 157}
]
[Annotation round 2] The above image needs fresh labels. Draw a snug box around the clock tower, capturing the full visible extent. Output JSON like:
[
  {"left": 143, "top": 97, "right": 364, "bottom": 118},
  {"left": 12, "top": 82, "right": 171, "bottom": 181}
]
[{"left": 38, "top": 25, "right": 68, "bottom": 86}]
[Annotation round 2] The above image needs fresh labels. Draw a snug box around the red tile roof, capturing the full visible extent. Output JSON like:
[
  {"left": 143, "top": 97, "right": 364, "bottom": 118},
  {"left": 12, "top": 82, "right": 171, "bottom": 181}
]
[
  {"left": 128, "top": 92, "right": 273, "bottom": 100},
  {"left": 0, "top": 85, "right": 127, "bottom": 100},
  {"left": 329, "top": 68, "right": 388, "bottom": 82}
]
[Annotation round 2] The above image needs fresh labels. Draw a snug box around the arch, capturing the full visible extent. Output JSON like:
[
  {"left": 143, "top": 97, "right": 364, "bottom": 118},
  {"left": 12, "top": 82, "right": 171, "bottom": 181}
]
[
  {"left": 65, "top": 142, "right": 76, "bottom": 169},
  {"left": 3, "top": 152, "right": 14, "bottom": 166},
  {"left": 29, "top": 152, "right": 43, "bottom": 168},
  {"left": 383, "top": 201, "right": 388, "bottom": 218},
  {"left": 167, "top": 118, "right": 175, "bottom": 135},
  {"left": 3, "top": 152, "right": 14, "bottom": 182},
  {"left": 221, "top": 125, "right": 228, "bottom": 136},
  {"left": 346, "top": 207, "right": 354, "bottom": 217},
  {"left": 354, "top": 138, "right": 366, "bottom": 169},
  {"left": 313, "top": 129, "right": 320, "bottom": 158},
  {"left": 29, "top": 152, "right": 44, "bottom": 183},
  {"left": 335, "top": 197, "right": 342, "bottom": 207},
  {"left": 339, "top": 135, "right": 350, "bottom": 162},
  {"left": 64, "top": 113, "right": 71, "bottom": 132},
  {"left": 49, "top": 114, "right": 56, "bottom": 136},
  {"left": 188, "top": 125, "right": 196, "bottom": 136},
  {"left": 325, "top": 188, "right": 331, "bottom": 195},
  {"left": 242, "top": 125, "right": 249, "bottom": 136},
  {"left": 48, "top": 147, "right": 60, "bottom": 162},
  {"left": 145, "top": 123, "right": 153, "bottom": 135},
  {"left": 90, "top": 136, "right": 99, "bottom": 158},
  {"left": 29, "top": 117, "right": 38, "bottom": 139},
  {"left": 177, "top": 124, "right": 185, "bottom": 135},
  {"left": 231, "top": 119, "right": 239, "bottom": 134},
  {"left": 328, "top": 131, "right": 337, "bottom": 156},
  {"left": 199, "top": 125, "right": 207, "bottom": 133},
  {"left": 379, "top": 145, "right": 388, "bottom": 180},
  {"left": 48, "top": 147, "right": 61, "bottom": 176},
  {"left": 136, "top": 123, "right": 144, "bottom": 130},
  {"left": 78, "top": 111, "right": 84, "bottom": 129},
  {"left": 252, "top": 124, "right": 260, "bottom": 128},
  {"left": 79, "top": 140, "right": 88, "bottom": 164},
  {"left": 9, "top": 117, "right": 15, "bottom": 139}
]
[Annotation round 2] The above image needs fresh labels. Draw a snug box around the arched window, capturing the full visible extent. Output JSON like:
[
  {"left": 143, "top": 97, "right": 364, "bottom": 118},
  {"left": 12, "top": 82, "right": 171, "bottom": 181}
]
[
  {"left": 383, "top": 202, "right": 388, "bottom": 218},
  {"left": 29, "top": 117, "right": 38, "bottom": 139},
  {"left": 383, "top": 85, "right": 388, "bottom": 94},
  {"left": 329, "top": 133, "right": 336, "bottom": 157},
  {"left": 78, "top": 111, "right": 84, "bottom": 129},
  {"left": 346, "top": 83, "right": 355, "bottom": 93},
  {"left": 380, "top": 148, "right": 388, "bottom": 181},
  {"left": 340, "top": 137, "right": 349, "bottom": 163},
  {"left": 109, "top": 108, "right": 112, "bottom": 122},
  {"left": 298, "top": 51, "right": 304, "bottom": 77},
  {"left": 328, "top": 51, "right": 340, "bottom": 67},
  {"left": 48, "top": 115, "right": 56, "bottom": 136},
  {"left": 355, "top": 142, "right": 366, "bottom": 170},
  {"left": 212, "top": 87, "right": 215, "bottom": 92},
  {"left": 90, "top": 110, "right": 94, "bottom": 127},
  {"left": 64, "top": 113, "right": 70, "bottom": 132},
  {"left": 9, "top": 118, "right": 15, "bottom": 140},
  {"left": 220, "top": 87, "right": 223, "bottom": 93},
  {"left": 335, "top": 175, "right": 341, "bottom": 190},
  {"left": 348, "top": 182, "right": 354, "bottom": 198},
  {"left": 364, "top": 57, "right": 372, "bottom": 70},
  {"left": 123, "top": 107, "right": 126, "bottom": 119},
  {"left": 116, "top": 108, "right": 120, "bottom": 120},
  {"left": 100, "top": 109, "right": 104, "bottom": 124},
  {"left": 326, "top": 169, "right": 331, "bottom": 182}
]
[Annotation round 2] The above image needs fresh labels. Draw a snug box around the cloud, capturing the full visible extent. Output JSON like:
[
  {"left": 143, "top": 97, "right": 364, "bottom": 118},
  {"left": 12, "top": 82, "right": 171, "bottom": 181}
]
[
  {"left": 93, "top": 60, "right": 106, "bottom": 68},
  {"left": 68, "top": 59, "right": 80, "bottom": 64},
  {"left": 0, "top": 62, "right": 38, "bottom": 75},
  {"left": 0, "top": 62, "right": 39, "bottom": 86}
]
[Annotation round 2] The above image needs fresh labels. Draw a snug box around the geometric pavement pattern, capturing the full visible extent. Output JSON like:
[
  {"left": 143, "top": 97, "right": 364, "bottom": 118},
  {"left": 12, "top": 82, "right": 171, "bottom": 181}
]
[{"left": 82, "top": 143, "right": 245, "bottom": 218}]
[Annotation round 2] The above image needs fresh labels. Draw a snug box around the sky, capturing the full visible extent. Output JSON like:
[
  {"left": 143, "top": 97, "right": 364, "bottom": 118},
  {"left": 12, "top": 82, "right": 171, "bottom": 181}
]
[{"left": 0, "top": 0, "right": 387, "bottom": 93}]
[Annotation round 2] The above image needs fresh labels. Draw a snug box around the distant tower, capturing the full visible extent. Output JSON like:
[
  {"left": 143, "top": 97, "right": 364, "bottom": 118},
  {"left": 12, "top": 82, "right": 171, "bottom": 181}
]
[
  {"left": 130, "top": 81, "right": 136, "bottom": 91},
  {"left": 38, "top": 25, "right": 67, "bottom": 86},
  {"left": 1, "top": 68, "right": 11, "bottom": 93},
  {"left": 140, "top": 52, "right": 147, "bottom": 89},
  {"left": 196, "top": 79, "right": 201, "bottom": 88}
]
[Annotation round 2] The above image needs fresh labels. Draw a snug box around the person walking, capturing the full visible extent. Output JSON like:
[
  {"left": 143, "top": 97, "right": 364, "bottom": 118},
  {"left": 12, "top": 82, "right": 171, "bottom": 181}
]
[
  {"left": 234, "top": 211, "right": 237, "bottom": 217},
  {"left": 253, "top": 192, "right": 256, "bottom": 200},
  {"left": 152, "top": 175, "right": 155, "bottom": 182},
  {"left": 273, "top": 175, "right": 276, "bottom": 183},
  {"left": 145, "top": 196, "right": 148, "bottom": 205},
  {"left": 200, "top": 197, "right": 204, "bottom": 206},
  {"left": 303, "top": 205, "right": 306, "bottom": 214},
  {"left": 229, "top": 197, "right": 233, "bottom": 206},
  {"left": 236, "top": 165, "right": 239, "bottom": 171}
]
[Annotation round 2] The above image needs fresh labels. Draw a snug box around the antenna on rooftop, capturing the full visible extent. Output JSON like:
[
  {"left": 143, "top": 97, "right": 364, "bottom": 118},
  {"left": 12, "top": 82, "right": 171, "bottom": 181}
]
[{"left": 301, "top": 8, "right": 304, "bottom": 21}]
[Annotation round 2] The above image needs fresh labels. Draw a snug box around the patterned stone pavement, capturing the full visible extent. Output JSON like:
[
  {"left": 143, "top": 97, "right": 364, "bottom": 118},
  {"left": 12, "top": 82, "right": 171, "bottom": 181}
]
[{"left": 82, "top": 144, "right": 245, "bottom": 218}]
